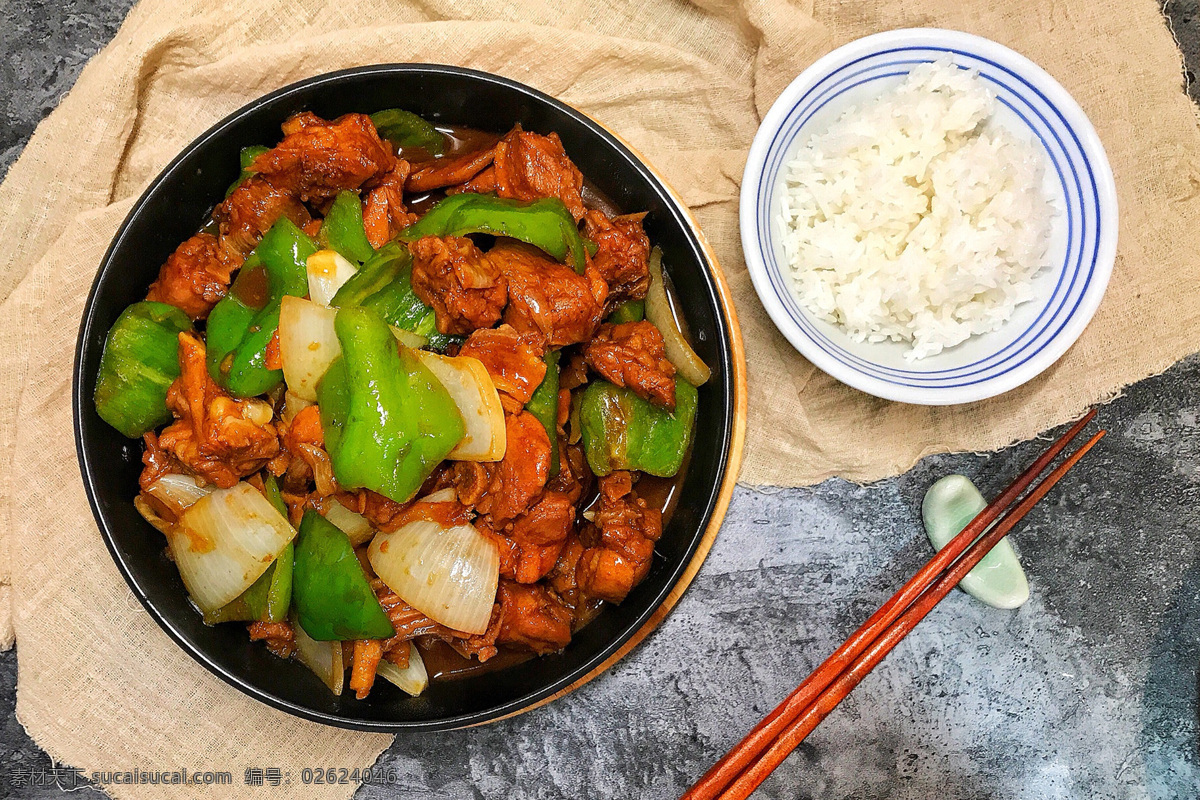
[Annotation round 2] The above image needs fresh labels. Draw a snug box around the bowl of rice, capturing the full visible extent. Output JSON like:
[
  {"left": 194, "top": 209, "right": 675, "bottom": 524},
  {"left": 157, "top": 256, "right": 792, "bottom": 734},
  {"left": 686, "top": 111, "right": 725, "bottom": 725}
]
[{"left": 741, "top": 28, "right": 1117, "bottom": 405}]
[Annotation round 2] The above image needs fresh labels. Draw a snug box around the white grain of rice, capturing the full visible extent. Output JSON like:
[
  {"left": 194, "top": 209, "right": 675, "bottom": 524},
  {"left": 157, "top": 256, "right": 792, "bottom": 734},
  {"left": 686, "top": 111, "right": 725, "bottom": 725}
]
[{"left": 779, "top": 58, "right": 1055, "bottom": 360}]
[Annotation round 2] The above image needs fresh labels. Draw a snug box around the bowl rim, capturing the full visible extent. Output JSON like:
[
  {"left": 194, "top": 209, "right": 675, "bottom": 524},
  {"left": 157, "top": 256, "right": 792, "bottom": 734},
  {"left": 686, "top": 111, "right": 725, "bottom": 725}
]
[
  {"left": 739, "top": 27, "right": 1118, "bottom": 406},
  {"left": 72, "top": 63, "right": 748, "bottom": 731}
]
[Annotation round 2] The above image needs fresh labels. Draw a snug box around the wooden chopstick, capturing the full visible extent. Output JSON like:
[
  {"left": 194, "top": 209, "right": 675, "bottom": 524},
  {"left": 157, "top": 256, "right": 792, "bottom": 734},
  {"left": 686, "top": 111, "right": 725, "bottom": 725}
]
[
  {"left": 713, "top": 428, "right": 1105, "bottom": 799},
  {"left": 682, "top": 409, "right": 1098, "bottom": 800}
]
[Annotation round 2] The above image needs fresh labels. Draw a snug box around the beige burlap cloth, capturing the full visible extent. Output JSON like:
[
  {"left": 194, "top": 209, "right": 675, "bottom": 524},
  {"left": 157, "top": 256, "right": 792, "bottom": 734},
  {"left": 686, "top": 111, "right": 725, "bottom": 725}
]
[{"left": 1, "top": 0, "right": 1197, "bottom": 796}]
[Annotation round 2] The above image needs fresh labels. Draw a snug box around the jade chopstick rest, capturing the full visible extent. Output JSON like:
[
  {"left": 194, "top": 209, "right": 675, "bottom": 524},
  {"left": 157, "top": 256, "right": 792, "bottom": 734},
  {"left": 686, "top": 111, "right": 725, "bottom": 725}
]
[{"left": 922, "top": 474, "right": 1030, "bottom": 610}]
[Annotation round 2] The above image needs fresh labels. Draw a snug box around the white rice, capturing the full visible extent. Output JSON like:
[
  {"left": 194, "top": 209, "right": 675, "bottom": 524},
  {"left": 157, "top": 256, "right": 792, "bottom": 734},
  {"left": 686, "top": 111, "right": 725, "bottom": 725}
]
[{"left": 778, "top": 58, "right": 1055, "bottom": 360}]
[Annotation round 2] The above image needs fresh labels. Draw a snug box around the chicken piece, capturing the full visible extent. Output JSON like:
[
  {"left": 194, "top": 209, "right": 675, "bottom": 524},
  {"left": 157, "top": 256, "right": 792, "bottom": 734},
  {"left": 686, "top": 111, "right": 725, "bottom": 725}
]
[
  {"left": 545, "top": 534, "right": 586, "bottom": 604},
  {"left": 362, "top": 160, "right": 416, "bottom": 248},
  {"left": 559, "top": 352, "right": 589, "bottom": 393},
  {"left": 492, "top": 127, "right": 586, "bottom": 221},
  {"left": 335, "top": 489, "right": 409, "bottom": 530},
  {"left": 282, "top": 404, "right": 324, "bottom": 452},
  {"left": 508, "top": 491, "right": 575, "bottom": 583},
  {"left": 409, "top": 235, "right": 507, "bottom": 335},
  {"left": 576, "top": 471, "right": 662, "bottom": 604},
  {"left": 251, "top": 112, "right": 395, "bottom": 203},
  {"left": 407, "top": 146, "right": 497, "bottom": 192},
  {"left": 145, "top": 232, "right": 241, "bottom": 319},
  {"left": 583, "top": 321, "right": 677, "bottom": 409},
  {"left": 212, "top": 175, "right": 311, "bottom": 260},
  {"left": 155, "top": 332, "right": 281, "bottom": 488},
  {"left": 373, "top": 583, "right": 501, "bottom": 663},
  {"left": 138, "top": 431, "right": 181, "bottom": 490},
  {"left": 477, "top": 518, "right": 521, "bottom": 580},
  {"left": 449, "top": 603, "right": 503, "bottom": 662},
  {"left": 248, "top": 620, "right": 295, "bottom": 659},
  {"left": 547, "top": 439, "right": 591, "bottom": 507},
  {"left": 451, "top": 413, "right": 551, "bottom": 526},
  {"left": 349, "top": 639, "right": 383, "bottom": 700},
  {"left": 495, "top": 580, "right": 574, "bottom": 654},
  {"left": 489, "top": 241, "right": 604, "bottom": 347},
  {"left": 449, "top": 165, "right": 497, "bottom": 195},
  {"left": 374, "top": 586, "right": 453, "bottom": 645},
  {"left": 450, "top": 460, "right": 492, "bottom": 508},
  {"left": 583, "top": 210, "right": 650, "bottom": 307},
  {"left": 486, "top": 412, "right": 552, "bottom": 526},
  {"left": 381, "top": 495, "right": 471, "bottom": 533},
  {"left": 457, "top": 324, "right": 547, "bottom": 412}
]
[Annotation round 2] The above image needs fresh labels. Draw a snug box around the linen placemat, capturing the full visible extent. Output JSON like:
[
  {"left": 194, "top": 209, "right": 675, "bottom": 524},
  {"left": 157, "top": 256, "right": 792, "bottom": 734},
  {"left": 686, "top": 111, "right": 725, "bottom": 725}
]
[{"left": 1, "top": 0, "right": 1196, "bottom": 797}]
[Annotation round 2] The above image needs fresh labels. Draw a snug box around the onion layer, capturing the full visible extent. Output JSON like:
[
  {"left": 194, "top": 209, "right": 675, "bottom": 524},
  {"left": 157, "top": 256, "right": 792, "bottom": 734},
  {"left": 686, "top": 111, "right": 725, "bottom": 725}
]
[
  {"left": 168, "top": 482, "right": 297, "bottom": 613},
  {"left": 144, "top": 473, "right": 213, "bottom": 518},
  {"left": 278, "top": 296, "right": 342, "bottom": 401},
  {"left": 376, "top": 642, "right": 429, "bottom": 696},
  {"left": 413, "top": 350, "right": 506, "bottom": 462},
  {"left": 324, "top": 499, "right": 374, "bottom": 546},
  {"left": 646, "top": 246, "right": 711, "bottom": 386},
  {"left": 292, "top": 612, "right": 345, "bottom": 695},
  {"left": 367, "top": 519, "right": 498, "bottom": 635},
  {"left": 306, "top": 249, "right": 358, "bottom": 307},
  {"left": 390, "top": 325, "right": 428, "bottom": 350}
]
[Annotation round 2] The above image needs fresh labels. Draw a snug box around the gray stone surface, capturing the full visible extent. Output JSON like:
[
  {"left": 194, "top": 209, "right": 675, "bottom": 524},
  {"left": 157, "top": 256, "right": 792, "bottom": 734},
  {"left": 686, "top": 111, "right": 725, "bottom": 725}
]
[{"left": 2, "top": 2, "right": 1199, "bottom": 798}]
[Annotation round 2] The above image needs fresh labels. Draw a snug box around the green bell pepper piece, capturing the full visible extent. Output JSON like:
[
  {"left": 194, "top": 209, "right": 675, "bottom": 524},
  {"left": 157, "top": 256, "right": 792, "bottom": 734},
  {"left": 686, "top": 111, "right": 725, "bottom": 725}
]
[
  {"left": 330, "top": 242, "right": 409, "bottom": 308},
  {"left": 203, "top": 476, "right": 294, "bottom": 625},
  {"left": 579, "top": 378, "right": 698, "bottom": 478},
  {"left": 606, "top": 299, "right": 645, "bottom": 324},
  {"left": 398, "top": 193, "right": 589, "bottom": 274},
  {"left": 93, "top": 301, "right": 192, "bottom": 438},
  {"left": 318, "top": 191, "right": 374, "bottom": 264},
  {"left": 292, "top": 510, "right": 395, "bottom": 641},
  {"left": 316, "top": 355, "right": 350, "bottom": 456},
  {"left": 319, "top": 307, "right": 465, "bottom": 503},
  {"left": 206, "top": 218, "right": 318, "bottom": 397},
  {"left": 397, "top": 344, "right": 467, "bottom": 490},
  {"left": 330, "top": 243, "right": 460, "bottom": 352},
  {"left": 369, "top": 109, "right": 446, "bottom": 156},
  {"left": 526, "top": 350, "right": 560, "bottom": 476},
  {"left": 225, "top": 144, "right": 270, "bottom": 197}
]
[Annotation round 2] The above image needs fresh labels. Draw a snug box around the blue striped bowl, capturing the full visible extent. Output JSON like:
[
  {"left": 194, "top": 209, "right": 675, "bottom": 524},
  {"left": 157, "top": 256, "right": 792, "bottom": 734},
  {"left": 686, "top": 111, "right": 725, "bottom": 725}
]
[{"left": 740, "top": 29, "right": 1117, "bottom": 405}]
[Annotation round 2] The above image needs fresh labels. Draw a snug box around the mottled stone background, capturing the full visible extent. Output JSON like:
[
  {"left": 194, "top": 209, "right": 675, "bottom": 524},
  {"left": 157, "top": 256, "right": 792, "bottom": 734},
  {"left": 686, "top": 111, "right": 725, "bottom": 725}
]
[{"left": 2, "top": 2, "right": 1199, "bottom": 798}]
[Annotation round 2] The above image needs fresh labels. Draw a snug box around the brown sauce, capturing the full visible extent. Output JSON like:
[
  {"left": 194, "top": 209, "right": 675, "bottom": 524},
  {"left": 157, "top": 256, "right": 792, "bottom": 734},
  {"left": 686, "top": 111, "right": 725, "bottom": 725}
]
[
  {"left": 231, "top": 260, "right": 271, "bottom": 310},
  {"left": 418, "top": 638, "right": 533, "bottom": 681}
]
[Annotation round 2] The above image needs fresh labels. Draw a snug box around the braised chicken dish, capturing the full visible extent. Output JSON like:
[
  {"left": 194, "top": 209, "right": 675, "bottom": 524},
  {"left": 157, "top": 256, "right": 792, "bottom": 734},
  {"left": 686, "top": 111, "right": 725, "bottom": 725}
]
[{"left": 93, "top": 109, "right": 708, "bottom": 699}]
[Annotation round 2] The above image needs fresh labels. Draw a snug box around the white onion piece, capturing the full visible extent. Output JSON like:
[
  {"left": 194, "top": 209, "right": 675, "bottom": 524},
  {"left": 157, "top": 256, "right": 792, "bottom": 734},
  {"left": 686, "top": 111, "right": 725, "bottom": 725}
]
[
  {"left": 413, "top": 350, "right": 505, "bottom": 462},
  {"left": 324, "top": 499, "right": 374, "bottom": 546},
  {"left": 278, "top": 296, "right": 342, "bottom": 401},
  {"left": 292, "top": 613, "right": 344, "bottom": 695},
  {"left": 390, "top": 325, "right": 428, "bottom": 349},
  {"left": 646, "top": 246, "right": 711, "bottom": 386},
  {"left": 167, "top": 482, "right": 297, "bottom": 613},
  {"left": 145, "top": 474, "right": 213, "bottom": 517},
  {"left": 375, "top": 642, "right": 428, "bottom": 696},
  {"left": 306, "top": 249, "right": 357, "bottom": 307},
  {"left": 368, "top": 519, "right": 498, "bottom": 635},
  {"left": 420, "top": 488, "right": 457, "bottom": 504},
  {"left": 282, "top": 390, "right": 314, "bottom": 425}
]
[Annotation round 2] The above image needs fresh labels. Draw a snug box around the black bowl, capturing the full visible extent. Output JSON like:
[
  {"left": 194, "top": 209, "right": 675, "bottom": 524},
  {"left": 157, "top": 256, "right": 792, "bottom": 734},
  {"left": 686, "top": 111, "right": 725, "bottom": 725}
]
[{"left": 73, "top": 64, "right": 743, "bottom": 731}]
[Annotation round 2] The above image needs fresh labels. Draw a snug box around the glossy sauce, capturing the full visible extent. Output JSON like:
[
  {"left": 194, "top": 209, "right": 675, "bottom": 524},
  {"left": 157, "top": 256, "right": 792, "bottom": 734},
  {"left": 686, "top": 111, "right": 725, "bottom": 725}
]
[{"left": 231, "top": 261, "right": 271, "bottom": 310}]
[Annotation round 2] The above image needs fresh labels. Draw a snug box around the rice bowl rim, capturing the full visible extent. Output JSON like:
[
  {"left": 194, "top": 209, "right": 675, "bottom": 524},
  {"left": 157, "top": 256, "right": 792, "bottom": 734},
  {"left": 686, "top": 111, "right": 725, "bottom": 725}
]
[{"left": 740, "top": 28, "right": 1118, "bottom": 406}]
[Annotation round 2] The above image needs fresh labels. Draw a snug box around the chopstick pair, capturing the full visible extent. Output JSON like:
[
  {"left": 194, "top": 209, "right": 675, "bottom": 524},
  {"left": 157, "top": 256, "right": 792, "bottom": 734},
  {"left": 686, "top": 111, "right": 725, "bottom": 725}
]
[{"left": 682, "top": 409, "right": 1104, "bottom": 800}]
